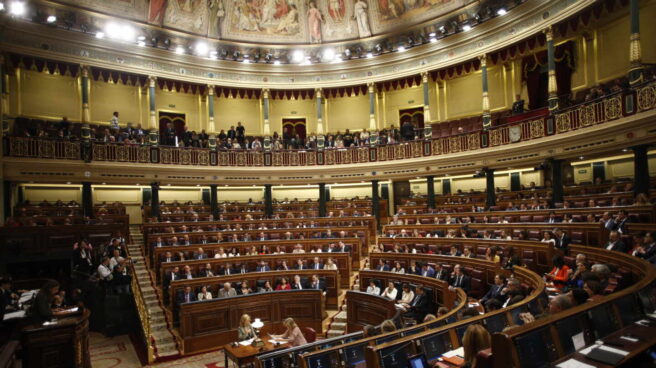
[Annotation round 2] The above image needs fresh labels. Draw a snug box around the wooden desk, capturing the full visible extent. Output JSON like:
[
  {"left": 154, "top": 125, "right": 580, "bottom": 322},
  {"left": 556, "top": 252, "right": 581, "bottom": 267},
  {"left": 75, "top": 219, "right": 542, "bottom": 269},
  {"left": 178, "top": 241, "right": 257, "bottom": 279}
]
[
  {"left": 552, "top": 322, "right": 656, "bottom": 367},
  {"left": 224, "top": 340, "right": 290, "bottom": 368}
]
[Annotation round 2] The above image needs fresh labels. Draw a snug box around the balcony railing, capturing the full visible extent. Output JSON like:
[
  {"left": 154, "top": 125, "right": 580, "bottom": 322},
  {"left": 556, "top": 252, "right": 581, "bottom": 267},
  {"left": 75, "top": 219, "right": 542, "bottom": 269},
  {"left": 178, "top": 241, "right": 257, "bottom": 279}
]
[{"left": 4, "top": 81, "right": 655, "bottom": 167}]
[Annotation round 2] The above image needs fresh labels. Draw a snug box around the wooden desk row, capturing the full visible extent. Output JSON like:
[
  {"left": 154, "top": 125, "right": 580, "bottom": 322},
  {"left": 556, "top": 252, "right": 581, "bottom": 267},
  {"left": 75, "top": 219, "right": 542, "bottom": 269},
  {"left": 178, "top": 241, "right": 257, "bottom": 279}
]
[
  {"left": 144, "top": 226, "right": 371, "bottom": 260},
  {"left": 142, "top": 215, "right": 376, "bottom": 241},
  {"left": 169, "top": 269, "right": 341, "bottom": 311},
  {"left": 152, "top": 237, "right": 362, "bottom": 270},
  {"left": 297, "top": 266, "right": 545, "bottom": 368},
  {"left": 382, "top": 222, "right": 610, "bottom": 247},
  {"left": 155, "top": 208, "right": 375, "bottom": 223},
  {"left": 393, "top": 205, "right": 656, "bottom": 224},
  {"left": 13, "top": 214, "right": 130, "bottom": 227},
  {"left": 345, "top": 291, "right": 398, "bottom": 333},
  {"left": 179, "top": 289, "right": 325, "bottom": 355},
  {"left": 159, "top": 252, "right": 352, "bottom": 289}
]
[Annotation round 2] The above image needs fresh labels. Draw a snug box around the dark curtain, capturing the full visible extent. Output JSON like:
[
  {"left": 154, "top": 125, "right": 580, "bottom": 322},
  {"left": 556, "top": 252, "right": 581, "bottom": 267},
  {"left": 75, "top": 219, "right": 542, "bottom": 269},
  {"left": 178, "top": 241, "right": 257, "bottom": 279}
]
[
  {"left": 399, "top": 107, "right": 424, "bottom": 130},
  {"left": 522, "top": 41, "right": 575, "bottom": 110},
  {"left": 159, "top": 112, "right": 186, "bottom": 144},
  {"left": 282, "top": 118, "right": 307, "bottom": 141}
]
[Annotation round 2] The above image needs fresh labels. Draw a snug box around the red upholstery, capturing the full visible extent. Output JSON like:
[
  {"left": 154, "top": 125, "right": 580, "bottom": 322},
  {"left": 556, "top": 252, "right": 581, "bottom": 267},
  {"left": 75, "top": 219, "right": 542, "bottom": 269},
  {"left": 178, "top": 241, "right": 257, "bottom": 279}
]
[
  {"left": 303, "top": 327, "right": 317, "bottom": 343},
  {"left": 476, "top": 348, "right": 494, "bottom": 368}
]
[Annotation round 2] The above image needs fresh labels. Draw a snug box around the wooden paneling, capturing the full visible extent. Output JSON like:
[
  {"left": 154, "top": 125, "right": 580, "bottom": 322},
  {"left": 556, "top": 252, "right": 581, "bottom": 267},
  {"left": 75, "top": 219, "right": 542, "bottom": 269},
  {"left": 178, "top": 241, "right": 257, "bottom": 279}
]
[{"left": 346, "top": 291, "right": 397, "bottom": 332}]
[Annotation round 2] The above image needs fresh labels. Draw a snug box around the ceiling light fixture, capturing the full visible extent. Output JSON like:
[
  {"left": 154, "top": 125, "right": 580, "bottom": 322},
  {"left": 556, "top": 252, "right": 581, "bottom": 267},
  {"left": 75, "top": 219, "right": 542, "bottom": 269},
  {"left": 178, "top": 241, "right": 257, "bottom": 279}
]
[
  {"left": 430, "top": 37, "right": 437, "bottom": 43},
  {"left": 366, "top": 52, "right": 373, "bottom": 58},
  {"left": 46, "top": 15, "right": 56, "bottom": 23},
  {"left": 95, "top": 31, "right": 105, "bottom": 39},
  {"left": 9, "top": 1, "right": 25, "bottom": 16},
  {"left": 397, "top": 46, "right": 406, "bottom": 52},
  {"left": 195, "top": 42, "right": 209, "bottom": 56},
  {"left": 137, "top": 40, "right": 146, "bottom": 47},
  {"left": 273, "top": 60, "right": 281, "bottom": 65},
  {"left": 462, "top": 24, "right": 472, "bottom": 32},
  {"left": 322, "top": 48, "right": 335, "bottom": 61},
  {"left": 428, "top": 32, "right": 436, "bottom": 37},
  {"left": 497, "top": 8, "right": 507, "bottom": 16},
  {"left": 0, "top": 3, "right": 5, "bottom": 11},
  {"left": 292, "top": 50, "right": 305, "bottom": 63},
  {"left": 175, "top": 45, "right": 185, "bottom": 54}
]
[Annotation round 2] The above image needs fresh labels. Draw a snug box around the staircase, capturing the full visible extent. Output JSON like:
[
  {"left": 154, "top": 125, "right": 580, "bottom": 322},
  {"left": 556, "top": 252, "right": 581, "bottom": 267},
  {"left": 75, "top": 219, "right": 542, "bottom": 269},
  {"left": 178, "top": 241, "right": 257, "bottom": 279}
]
[
  {"left": 127, "top": 225, "right": 180, "bottom": 361},
  {"left": 326, "top": 308, "right": 348, "bottom": 337}
]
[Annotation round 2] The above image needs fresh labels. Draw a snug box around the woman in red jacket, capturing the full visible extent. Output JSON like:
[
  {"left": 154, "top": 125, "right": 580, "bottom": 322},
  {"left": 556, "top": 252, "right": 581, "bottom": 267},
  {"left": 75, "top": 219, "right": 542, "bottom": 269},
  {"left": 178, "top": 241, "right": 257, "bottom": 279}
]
[{"left": 546, "top": 255, "right": 570, "bottom": 289}]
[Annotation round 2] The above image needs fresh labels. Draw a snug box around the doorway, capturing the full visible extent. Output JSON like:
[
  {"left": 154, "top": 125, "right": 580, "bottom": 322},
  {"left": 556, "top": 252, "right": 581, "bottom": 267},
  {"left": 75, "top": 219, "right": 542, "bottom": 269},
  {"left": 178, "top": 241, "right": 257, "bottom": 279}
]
[
  {"left": 159, "top": 112, "right": 186, "bottom": 146},
  {"left": 399, "top": 107, "right": 424, "bottom": 138},
  {"left": 282, "top": 118, "right": 307, "bottom": 148}
]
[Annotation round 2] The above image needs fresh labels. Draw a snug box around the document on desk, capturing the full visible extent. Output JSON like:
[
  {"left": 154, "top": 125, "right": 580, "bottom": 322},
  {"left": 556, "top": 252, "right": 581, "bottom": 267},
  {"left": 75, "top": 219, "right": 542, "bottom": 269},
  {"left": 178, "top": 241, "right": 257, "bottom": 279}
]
[
  {"left": 555, "top": 358, "right": 597, "bottom": 368},
  {"left": 442, "top": 347, "right": 464, "bottom": 358},
  {"left": 2, "top": 310, "right": 26, "bottom": 321},
  {"left": 572, "top": 332, "right": 585, "bottom": 350},
  {"left": 238, "top": 338, "right": 254, "bottom": 346},
  {"left": 596, "top": 344, "right": 629, "bottom": 356}
]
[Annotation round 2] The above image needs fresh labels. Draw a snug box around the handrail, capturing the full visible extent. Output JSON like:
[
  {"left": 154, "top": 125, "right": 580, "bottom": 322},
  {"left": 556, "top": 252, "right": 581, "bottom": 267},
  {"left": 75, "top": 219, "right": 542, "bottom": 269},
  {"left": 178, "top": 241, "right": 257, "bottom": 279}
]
[
  {"left": 5, "top": 80, "right": 654, "bottom": 167},
  {"left": 128, "top": 259, "right": 155, "bottom": 363}
]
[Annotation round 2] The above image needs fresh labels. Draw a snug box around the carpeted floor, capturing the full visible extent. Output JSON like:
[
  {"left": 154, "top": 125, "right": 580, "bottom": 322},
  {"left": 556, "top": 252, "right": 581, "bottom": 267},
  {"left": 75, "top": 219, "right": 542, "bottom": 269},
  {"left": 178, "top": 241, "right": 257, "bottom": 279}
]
[{"left": 89, "top": 333, "right": 226, "bottom": 368}]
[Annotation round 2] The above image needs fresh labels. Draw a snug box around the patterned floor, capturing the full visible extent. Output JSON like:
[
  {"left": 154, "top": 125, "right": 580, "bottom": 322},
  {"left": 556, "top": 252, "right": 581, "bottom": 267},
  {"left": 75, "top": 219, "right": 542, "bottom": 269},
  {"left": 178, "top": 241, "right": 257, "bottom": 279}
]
[{"left": 89, "top": 332, "right": 225, "bottom": 368}]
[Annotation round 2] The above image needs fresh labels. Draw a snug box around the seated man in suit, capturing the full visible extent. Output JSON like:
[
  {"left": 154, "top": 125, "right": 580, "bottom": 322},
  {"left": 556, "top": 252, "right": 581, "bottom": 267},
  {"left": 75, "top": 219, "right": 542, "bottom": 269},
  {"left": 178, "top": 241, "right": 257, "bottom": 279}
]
[
  {"left": 434, "top": 264, "right": 448, "bottom": 281},
  {"left": 199, "top": 263, "right": 214, "bottom": 277},
  {"left": 295, "top": 259, "right": 307, "bottom": 270},
  {"left": 404, "top": 287, "right": 432, "bottom": 323},
  {"left": 161, "top": 251, "right": 175, "bottom": 263},
  {"left": 181, "top": 265, "right": 194, "bottom": 279},
  {"left": 164, "top": 266, "right": 181, "bottom": 289},
  {"left": 152, "top": 236, "right": 165, "bottom": 248},
  {"left": 407, "top": 261, "right": 421, "bottom": 275},
  {"left": 277, "top": 260, "right": 291, "bottom": 271},
  {"left": 323, "top": 229, "right": 335, "bottom": 238},
  {"left": 311, "top": 257, "right": 324, "bottom": 270},
  {"left": 256, "top": 261, "right": 271, "bottom": 272},
  {"left": 336, "top": 241, "right": 350, "bottom": 252},
  {"left": 194, "top": 247, "right": 208, "bottom": 260},
  {"left": 199, "top": 235, "right": 209, "bottom": 244},
  {"left": 448, "top": 246, "right": 461, "bottom": 257},
  {"left": 420, "top": 263, "right": 435, "bottom": 278},
  {"left": 291, "top": 275, "right": 306, "bottom": 289},
  {"left": 218, "top": 282, "right": 237, "bottom": 298},
  {"left": 448, "top": 264, "right": 471, "bottom": 294},
  {"left": 480, "top": 274, "right": 507, "bottom": 311},
  {"left": 310, "top": 275, "right": 326, "bottom": 294},
  {"left": 604, "top": 230, "right": 628, "bottom": 253},
  {"left": 181, "top": 235, "right": 191, "bottom": 246},
  {"left": 553, "top": 228, "right": 570, "bottom": 255},
  {"left": 257, "top": 232, "right": 268, "bottom": 241},
  {"left": 375, "top": 259, "right": 390, "bottom": 272},
  {"left": 220, "top": 263, "right": 235, "bottom": 275},
  {"left": 176, "top": 286, "right": 197, "bottom": 305},
  {"left": 608, "top": 210, "right": 630, "bottom": 235}
]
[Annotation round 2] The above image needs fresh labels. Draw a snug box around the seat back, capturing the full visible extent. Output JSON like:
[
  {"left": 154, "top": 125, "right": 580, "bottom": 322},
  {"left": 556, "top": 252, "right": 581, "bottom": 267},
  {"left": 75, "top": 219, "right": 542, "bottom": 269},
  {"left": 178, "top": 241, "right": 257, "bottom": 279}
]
[{"left": 303, "top": 327, "right": 317, "bottom": 343}]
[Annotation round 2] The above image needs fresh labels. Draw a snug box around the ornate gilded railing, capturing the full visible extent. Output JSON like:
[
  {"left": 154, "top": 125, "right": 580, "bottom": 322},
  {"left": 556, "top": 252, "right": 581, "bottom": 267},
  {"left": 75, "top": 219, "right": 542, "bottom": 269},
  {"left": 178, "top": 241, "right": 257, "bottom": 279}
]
[
  {"left": 129, "top": 262, "right": 155, "bottom": 364},
  {"left": 4, "top": 81, "right": 655, "bottom": 167}
]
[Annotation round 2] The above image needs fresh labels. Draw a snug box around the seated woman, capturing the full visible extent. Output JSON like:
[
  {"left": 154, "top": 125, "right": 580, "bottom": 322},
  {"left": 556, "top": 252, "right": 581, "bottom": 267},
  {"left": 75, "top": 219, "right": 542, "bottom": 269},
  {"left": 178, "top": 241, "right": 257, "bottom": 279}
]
[
  {"left": 324, "top": 258, "right": 338, "bottom": 270},
  {"left": 583, "top": 279, "right": 604, "bottom": 302},
  {"left": 275, "top": 277, "right": 291, "bottom": 291},
  {"left": 269, "top": 318, "right": 307, "bottom": 347},
  {"left": 391, "top": 261, "right": 405, "bottom": 274},
  {"left": 239, "top": 281, "right": 253, "bottom": 295},
  {"left": 237, "top": 314, "right": 256, "bottom": 341},
  {"left": 461, "top": 324, "right": 491, "bottom": 368},
  {"left": 541, "top": 231, "right": 555, "bottom": 246},
  {"left": 381, "top": 281, "right": 397, "bottom": 300},
  {"left": 259, "top": 280, "right": 274, "bottom": 293},
  {"left": 366, "top": 280, "right": 380, "bottom": 295},
  {"left": 197, "top": 286, "right": 213, "bottom": 300},
  {"left": 395, "top": 284, "right": 415, "bottom": 311},
  {"left": 546, "top": 255, "right": 570, "bottom": 290}
]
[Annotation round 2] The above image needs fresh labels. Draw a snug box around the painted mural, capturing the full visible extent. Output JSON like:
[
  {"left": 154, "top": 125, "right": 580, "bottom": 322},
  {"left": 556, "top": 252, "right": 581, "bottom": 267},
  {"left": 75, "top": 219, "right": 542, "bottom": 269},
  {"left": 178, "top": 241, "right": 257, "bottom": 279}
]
[{"left": 56, "top": 0, "right": 475, "bottom": 43}]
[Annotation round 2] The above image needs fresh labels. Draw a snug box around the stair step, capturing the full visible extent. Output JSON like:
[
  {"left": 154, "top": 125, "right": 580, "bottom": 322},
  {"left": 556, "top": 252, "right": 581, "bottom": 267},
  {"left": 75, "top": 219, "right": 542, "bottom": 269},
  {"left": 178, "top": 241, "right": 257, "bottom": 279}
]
[
  {"left": 327, "top": 330, "right": 345, "bottom": 338},
  {"left": 330, "top": 322, "right": 346, "bottom": 329},
  {"left": 333, "top": 311, "right": 347, "bottom": 323},
  {"left": 151, "top": 321, "right": 168, "bottom": 331}
]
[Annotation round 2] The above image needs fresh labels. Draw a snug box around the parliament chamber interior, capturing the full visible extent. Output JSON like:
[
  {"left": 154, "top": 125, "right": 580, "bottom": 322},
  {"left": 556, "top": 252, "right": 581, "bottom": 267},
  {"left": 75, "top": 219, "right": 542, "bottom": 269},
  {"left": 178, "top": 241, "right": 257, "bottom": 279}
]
[{"left": 1, "top": 0, "right": 656, "bottom": 367}]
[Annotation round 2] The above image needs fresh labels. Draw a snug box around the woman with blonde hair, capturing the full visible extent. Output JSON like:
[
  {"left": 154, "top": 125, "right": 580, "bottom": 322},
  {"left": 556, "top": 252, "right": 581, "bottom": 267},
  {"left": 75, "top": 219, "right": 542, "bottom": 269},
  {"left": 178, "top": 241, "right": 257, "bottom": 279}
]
[
  {"left": 237, "top": 314, "right": 256, "bottom": 341},
  {"left": 324, "top": 258, "right": 338, "bottom": 270},
  {"left": 462, "top": 324, "right": 491, "bottom": 368},
  {"left": 270, "top": 317, "right": 307, "bottom": 346}
]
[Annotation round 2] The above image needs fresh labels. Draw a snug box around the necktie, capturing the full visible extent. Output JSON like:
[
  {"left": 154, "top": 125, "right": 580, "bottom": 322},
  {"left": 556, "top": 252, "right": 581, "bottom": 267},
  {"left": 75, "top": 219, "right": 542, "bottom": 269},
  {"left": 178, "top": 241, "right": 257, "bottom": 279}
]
[
  {"left": 457, "top": 276, "right": 462, "bottom": 287},
  {"left": 226, "top": 269, "right": 230, "bottom": 275},
  {"left": 185, "top": 294, "right": 190, "bottom": 302}
]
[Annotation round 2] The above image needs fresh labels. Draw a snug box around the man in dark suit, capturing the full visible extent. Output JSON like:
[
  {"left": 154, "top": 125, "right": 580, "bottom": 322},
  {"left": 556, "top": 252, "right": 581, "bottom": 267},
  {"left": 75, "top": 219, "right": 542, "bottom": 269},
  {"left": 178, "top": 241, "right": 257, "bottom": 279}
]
[
  {"left": 448, "top": 265, "right": 471, "bottom": 294},
  {"left": 604, "top": 231, "right": 628, "bottom": 253},
  {"left": 554, "top": 228, "right": 570, "bottom": 255},
  {"left": 635, "top": 232, "right": 656, "bottom": 260},
  {"left": 405, "top": 287, "right": 432, "bottom": 323},
  {"left": 323, "top": 229, "right": 335, "bottom": 238},
  {"left": 310, "top": 275, "right": 326, "bottom": 293},
  {"left": 152, "top": 236, "right": 165, "bottom": 248},
  {"left": 164, "top": 266, "right": 181, "bottom": 289},
  {"left": 0, "top": 278, "right": 16, "bottom": 322},
  {"left": 407, "top": 261, "right": 421, "bottom": 275},
  {"left": 546, "top": 211, "right": 561, "bottom": 224},
  {"left": 434, "top": 264, "right": 448, "bottom": 281},
  {"left": 311, "top": 257, "right": 324, "bottom": 270},
  {"left": 177, "top": 286, "right": 196, "bottom": 305},
  {"left": 375, "top": 259, "right": 390, "bottom": 272},
  {"left": 161, "top": 251, "right": 175, "bottom": 263},
  {"left": 420, "top": 263, "right": 435, "bottom": 278},
  {"left": 193, "top": 247, "right": 208, "bottom": 260},
  {"left": 608, "top": 210, "right": 630, "bottom": 235},
  {"left": 295, "top": 259, "right": 307, "bottom": 270},
  {"left": 291, "top": 275, "right": 305, "bottom": 290},
  {"left": 238, "top": 264, "right": 248, "bottom": 274},
  {"left": 256, "top": 261, "right": 271, "bottom": 272},
  {"left": 480, "top": 274, "right": 507, "bottom": 310},
  {"left": 257, "top": 232, "right": 268, "bottom": 241},
  {"left": 220, "top": 263, "right": 235, "bottom": 276}
]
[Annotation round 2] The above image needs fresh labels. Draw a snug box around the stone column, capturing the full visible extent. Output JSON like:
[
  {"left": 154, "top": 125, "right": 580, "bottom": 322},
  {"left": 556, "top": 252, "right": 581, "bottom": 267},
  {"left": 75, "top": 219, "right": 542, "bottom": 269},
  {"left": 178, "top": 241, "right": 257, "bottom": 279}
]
[
  {"left": 318, "top": 183, "right": 326, "bottom": 217},
  {"left": 426, "top": 176, "right": 435, "bottom": 210},
  {"left": 210, "top": 184, "right": 219, "bottom": 218},
  {"left": 82, "top": 182, "right": 93, "bottom": 218},
  {"left": 208, "top": 85, "right": 216, "bottom": 133},
  {"left": 550, "top": 159, "right": 564, "bottom": 205},
  {"left": 484, "top": 168, "right": 496, "bottom": 208},
  {"left": 368, "top": 82, "right": 377, "bottom": 130},
  {"left": 81, "top": 65, "right": 90, "bottom": 123},
  {"left": 545, "top": 27, "right": 559, "bottom": 112},
  {"left": 264, "top": 184, "right": 273, "bottom": 218},
  {"left": 148, "top": 76, "right": 158, "bottom": 144},
  {"left": 632, "top": 145, "right": 650, "bottom": 196},
  {"left": 262, "top": 89, "right": 271, "bottom": 135},
  {"left": 150, "top": 182, "right": 160, "bottom": 220},
  {"left": 0, "top": 54, "right": 6, "bottom": 119},
  {"left": 316, "top": 88, "right": 324, "bottom": 134},
  {"left": 629, "top": 0, "right": 644, "bottom": 86},
  {"left": 372, "top": 180, "right": 380, "bottom": 230},
  {"left": 421, "top": 72, "right": 432, "bottom": 122},
  {"left": 480, "top": 55, "right": 491, "bottom": 129}
]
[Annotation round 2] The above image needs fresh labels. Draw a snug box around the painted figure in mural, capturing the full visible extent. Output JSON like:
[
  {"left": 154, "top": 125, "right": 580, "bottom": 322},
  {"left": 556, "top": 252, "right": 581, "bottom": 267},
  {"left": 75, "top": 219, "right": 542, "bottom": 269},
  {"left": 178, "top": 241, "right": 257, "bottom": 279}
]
[
  {"left": 234, "top": 0, "right": 261, "bottom": 31},
  {"left": 378, "top": 0, "right": 402, "bottom": 19},
  {"left": 260, "top": 0, "right": 278, "bottom": 25},
  {"left": 328, "top": 0, "right": 345, "bottom": 21},
  {"left": 208, "top": 0, "right": 225, "bottom": 37},
  {"left": 307, "top": 2, "right": 323, "bottom": 43},
  {"left": 275, "top": 4, "right": 299, "bottom": 34},
  {"left": 274, "top": 0, "right": 289, "bottom": 19},
  {"left": 181, "top": 0, "right": 194, "bottom": 11},
  {"left": 148, "top": 0, "right": 168, "bottom": 24},
  {"left": 353, "top": 0, "right": 371, "bottom": 38}
]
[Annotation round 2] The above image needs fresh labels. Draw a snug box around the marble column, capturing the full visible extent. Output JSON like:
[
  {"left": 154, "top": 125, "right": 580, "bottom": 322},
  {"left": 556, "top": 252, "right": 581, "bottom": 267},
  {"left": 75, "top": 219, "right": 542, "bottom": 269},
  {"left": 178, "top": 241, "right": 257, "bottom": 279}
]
[
  {"left": 263, "top": 89, "right": 270, "bottom": 135},
  {"left": 368, "top": 82, "right": 377, "bottom": 130},
  {"left": 316, "top": 88, "right": 324, "bottom": 134},
  {"left": 421, "top": 72, "right": 432, "bottom": 122},
  {"left": 484, "top": 168, "right": 496, "bottom": 208},
  {"left": 208, "top": 85, "right": 216, "bottom": 133},
  {"left": 628, "top": 0, "right": 644, "bottom": 86},
  {"left": 632, "top": 145, "right": 650, "bottom": 196},
  {"left": 148, "top": 76, "right": 158, "bottom": 144},
  {"left": 545, "top": 27, "right": 559, "bottom": 112},
  {"left": 81, "top": 65, "right": 90, "bottom": 123},
  {"left": 426, "top": 176, "right": 435, "bottom": 210},
  {"left": 480, "top": 55, "right": 491, "bottom": 129}
]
